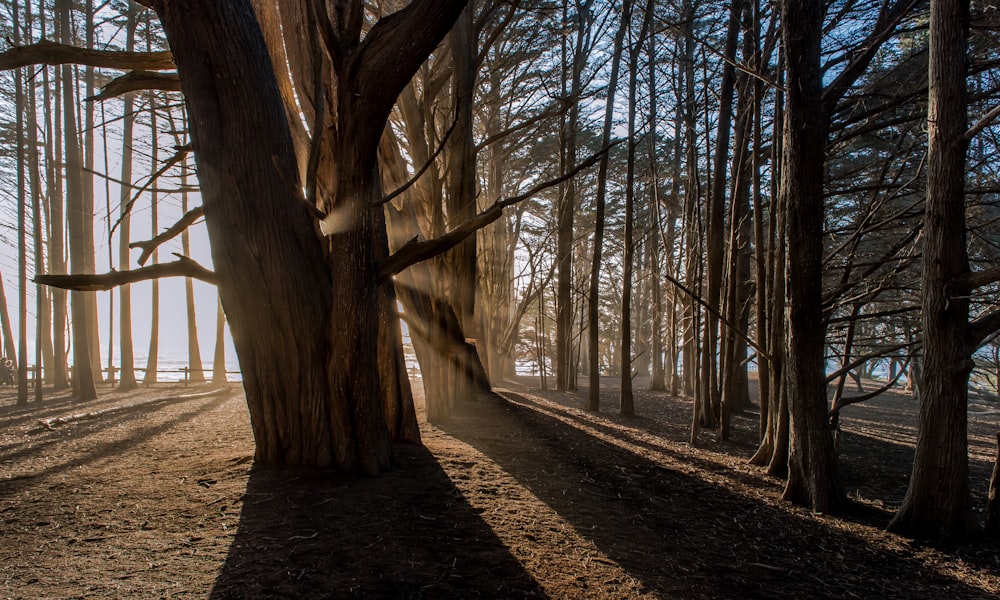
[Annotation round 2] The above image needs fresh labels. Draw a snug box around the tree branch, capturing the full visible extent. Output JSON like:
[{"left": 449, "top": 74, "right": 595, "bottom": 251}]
[
  {"left": 378, "top": 141, "right": 620, "bottom": 280},
  {"left": 952, "top": 266, "right": 1000, "bottom": 294},
  {"left": 130, "top": 206, "right": 205, "bottom": 266},
  {"left": 830, "top": 358, "right": 910, "bottom": 415},
  {"left": 374, "top": 117, "right": 458, "bottom": 207},
  {"left": 35, "top": 255, "right": 216, "bottom": 291},
  {"left": 971, "top": 309, "right": 1000, "bottom": 350},
  {"left": 0, "top": 39, "right": 174, "bottom": 71},
  {"left": 112, "top": 144, "right": 191, "bottom": 235},
  {"left": 966, "top": 103, "right": 1000, "bottom": 141},
  {"left": 824, "top": 340, "right": 918, "bottom": 383},
  {"left": 87, "top": 70, "right": 181, "bottom": 101}
]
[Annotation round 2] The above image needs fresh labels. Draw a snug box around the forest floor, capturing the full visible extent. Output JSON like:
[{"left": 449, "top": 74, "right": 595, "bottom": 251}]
[{"left": 1, "top": 376, "right": 999, "bottom": 599}]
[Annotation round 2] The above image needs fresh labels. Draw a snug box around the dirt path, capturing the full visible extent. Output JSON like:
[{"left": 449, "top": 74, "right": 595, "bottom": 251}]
[{"left": 1, "top": 380, "right": 998, "bottom": 598}]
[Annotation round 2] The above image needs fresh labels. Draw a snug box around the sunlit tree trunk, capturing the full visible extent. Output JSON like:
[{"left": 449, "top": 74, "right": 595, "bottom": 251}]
[
  {"left": 58, "top": 0, "right": 97, "bottom": 401},
  {"left": 213, "top": 296, "right": 228, "bottom": 384},
  {"left": 14, "top": 0, "right": 29, "bottom": 405},
  {"left": 179, "top": 156, "right": 206, "bottom": 384},
  {"left": 117, "top": 4, "right": 140, "bottom": 391},
  {"left": 144, "top": 83, "right": 160, "bottom": 386},
  {"left": 82, "top": 0, "right": 102, "bottom": 384},
  {"left": 26, "top": 1, "right": 45, "bottom": 402},
  {"left": 44, "top": 2, "right": 68, "bottom": 390}
]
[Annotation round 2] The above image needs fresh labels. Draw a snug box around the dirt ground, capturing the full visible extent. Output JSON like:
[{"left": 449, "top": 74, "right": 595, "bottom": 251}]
[{"left": 1, "top": 376, "right": 999, "bottom": 599}]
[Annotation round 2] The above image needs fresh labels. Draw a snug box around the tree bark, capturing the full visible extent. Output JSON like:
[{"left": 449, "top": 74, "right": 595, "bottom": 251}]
[
  {"left": 117, "top": 4, "right": 140, "bottom": 391},
  {"left": 889, "top": 0, "right": 977, "bottom": 538},
  {"left": 586, "top": 0, "right": 631, "bottom": 412},
  {"left": 151, "top": 0, "right": 466, "bottom": 472},
  {"left": 58, "top": 0, "right": 97, "bottom": 402},
  {"left": 779, "top": 0, "right": 843, "bottom": 512}
]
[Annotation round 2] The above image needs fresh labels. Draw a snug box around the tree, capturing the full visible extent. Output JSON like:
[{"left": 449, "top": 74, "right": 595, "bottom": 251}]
[
  {"left": 116, "top": 2, "right": 140, "bottom": 391},
  {"left": 58, "top": 0, "right": 97, "bottom": 402},
  {"left": 585, "top": 0, "right": 631, "bottom": 412},
  {"left": 142, "top": 0, "right": 467, "bottom": 471},
  {"left": 889, "top": 0, "right": 980, "bottom": 539},
  {"left": 778, "top": 0, "right": 844, "bottom": 512}
]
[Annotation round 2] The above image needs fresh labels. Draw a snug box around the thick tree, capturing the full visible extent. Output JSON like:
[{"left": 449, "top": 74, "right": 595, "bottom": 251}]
[{"left": 141, "top": 0, "right": 466, "bottom": 472}]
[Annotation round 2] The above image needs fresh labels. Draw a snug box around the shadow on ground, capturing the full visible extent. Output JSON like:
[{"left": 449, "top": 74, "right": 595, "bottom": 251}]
[
  {"left": 210, "top": 444, "right": 547, "bottom": 599},
  {"left": 440, "top": 389, "right": 997, "bottom": 599}
]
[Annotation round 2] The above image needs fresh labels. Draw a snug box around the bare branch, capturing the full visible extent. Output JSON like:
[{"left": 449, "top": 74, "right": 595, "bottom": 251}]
[
  {"left": 378, "top": 141, "right": 620, "bottom": 280},
  {"left": 830, "top": 358, "right": 910, "bottom": 415},
  {"left": 0, "top": 39, "right": 174, "bottom": 71},
  {"left": 87, "top": 70, "right": 181, "bottom": 101},
  {"left": 130, "top": 206, "right": 205, "bottom": 266},
  {"left": 824, "top": 341, "right": 918, "bottom": 383},
  {"left": 112, "top": 144, "right": 191, "bottom": 235},
  {"left": 966, "top": 103, "right": 1000, "bottom": 141},
  {"left": 35, "top": 255, "right": 216, "bottom": 291},
  {"left": 375, "top": 117, "right": 458, "bottom": 207}
]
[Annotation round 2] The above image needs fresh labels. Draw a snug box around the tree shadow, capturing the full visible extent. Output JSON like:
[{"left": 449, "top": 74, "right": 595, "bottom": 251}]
[
  {"left": 209, "top": 444, "right": 547, "bottom": 599},
  {"left": 441, "top": 389, "right": 998, "bottom": 599},
  {"left": 0, "top": 392, "right": 232, "bottom": 499}
]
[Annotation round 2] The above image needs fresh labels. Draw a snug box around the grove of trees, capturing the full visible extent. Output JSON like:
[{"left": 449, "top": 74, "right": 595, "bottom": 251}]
[{"left": 2, "top": 0, "right": 1000, "bottom": 540}]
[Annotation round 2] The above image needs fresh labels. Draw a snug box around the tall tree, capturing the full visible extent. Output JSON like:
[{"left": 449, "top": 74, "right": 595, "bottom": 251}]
[
  {"left": 57, "top": 0, "right": 97, "bottom": 401},
  {"left": 779, "top": 0, "right": 843, "bottom": 512},
  {"left": 179, "top": 154, "right": 206, "bottom": 384},
  {"left": 889, "top": 0, "right": 979, "bottom": 538},
  {"left": 117, "top": 3, "right": 140, "bottom": 391},
  {"left": 586, "top": 0, "right": 631, "bottom": 412},
  {"left": 556, "top": 0, "right": 591, "bottom": 392},
  {"left": 14, "top": 0, "right": 29, "bottom": 405},
  {"left": 136, "top": 0, "right": 468, "bottom": 471}
]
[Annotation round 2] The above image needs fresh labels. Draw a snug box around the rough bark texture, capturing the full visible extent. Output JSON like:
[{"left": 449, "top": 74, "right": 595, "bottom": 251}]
[
  {"left": 154, "top": 0, "right": 338, "bottom": 467},
  {"left": 153, "top": 0, "right": 466, "bottom": 472},
  {"left": 889, "top": 0, "right": 977, "bottom": 538},
  {"left": 779, "top": 0, "right": 843, "bottom": 513}
]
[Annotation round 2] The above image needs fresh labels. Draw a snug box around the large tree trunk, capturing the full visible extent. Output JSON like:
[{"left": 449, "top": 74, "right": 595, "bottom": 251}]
[
  {"left": 153, "top": 0, "right": 466, "bottom": 472},
  {"left": 889, "top": 0, "right": 977, "bottom": 539},
  {"left": 779, "top": 0, "right": 843, "bottom": 513}
]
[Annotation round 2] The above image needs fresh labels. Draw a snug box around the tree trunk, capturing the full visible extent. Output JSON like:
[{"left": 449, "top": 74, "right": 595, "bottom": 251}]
[
  {"left": 43, "top": 2, "right": 67, "bottom": 389},
  {"left": 144, "top": 71, "right": 160, "bottom": 386},
  {"left": 152, "top": 0, "right": 466, "bottom": 472},
  {"left": 180, "top": 158, "right": 206, "bottom": 384},
  {"left": 117, "top": 5, "right": 140, "bottom": 391},
  {"left": 58, "top": 0, "right": 97, "bottom": 402},
  {"left": 14, "top": 0, "right": 28, "bottom": 405},
  {"left": 557, "top": 0, "right": 590, "bottom": 392},
  {"left": 889, "top": 0, "right": 977, "bottom": 538},
  {"left": 779, "top": 0, "right": 843, "bottom": 513},
  {"left": 586, "top": 0, "right": 631, "bottom": 412},
  {"left": 212, "top": 296, "right": 228, "bottom": 385}
]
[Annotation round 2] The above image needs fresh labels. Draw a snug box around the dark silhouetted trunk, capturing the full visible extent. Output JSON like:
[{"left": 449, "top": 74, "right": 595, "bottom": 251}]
[{"left": 889, "top": 0, "right": 977, "bottom": 538}]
